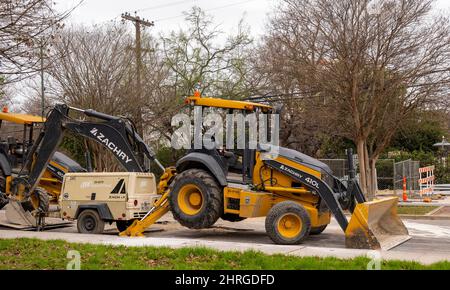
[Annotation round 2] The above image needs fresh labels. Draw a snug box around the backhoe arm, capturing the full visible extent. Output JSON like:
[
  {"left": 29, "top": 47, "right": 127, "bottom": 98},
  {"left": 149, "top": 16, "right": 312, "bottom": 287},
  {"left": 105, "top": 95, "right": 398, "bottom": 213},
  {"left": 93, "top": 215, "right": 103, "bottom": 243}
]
[
  {"left": 14, "top": 104, "right": 163, "bottom": 200},
  {"left": 119, "top": 190, "right": 170, "bottom": 237},
  {"left": 120, "top": 167, "right": 177, "bottom": 237}
]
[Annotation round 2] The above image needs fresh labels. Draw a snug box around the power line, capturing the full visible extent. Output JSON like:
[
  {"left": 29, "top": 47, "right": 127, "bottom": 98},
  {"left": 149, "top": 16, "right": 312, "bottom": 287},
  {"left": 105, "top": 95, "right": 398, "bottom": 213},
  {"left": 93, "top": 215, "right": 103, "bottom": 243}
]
[
  {"left": 135, "top": 0, "right": 196, "bottom": 13},
  {"left": 104, "top": 0, "right": 264, "bottom": 27},
  {"left": 202, "top": 0, "right": 261, "bottom": 13},
  {"left": 154, "top": 0, "right": 261, "bottom": 22}
]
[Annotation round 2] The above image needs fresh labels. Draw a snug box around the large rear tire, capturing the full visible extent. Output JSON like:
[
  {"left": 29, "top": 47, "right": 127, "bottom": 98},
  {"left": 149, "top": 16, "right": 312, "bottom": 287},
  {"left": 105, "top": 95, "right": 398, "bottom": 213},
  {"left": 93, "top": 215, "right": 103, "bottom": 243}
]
[
  {"left": 21, "top": 187, "right": 50, "bottom": 213},
  {"left": 265, "top": 201, "right": 311, "bottom": 245},
  {"left": 169, "top": 169, "right": 223, "bottom": 229}
]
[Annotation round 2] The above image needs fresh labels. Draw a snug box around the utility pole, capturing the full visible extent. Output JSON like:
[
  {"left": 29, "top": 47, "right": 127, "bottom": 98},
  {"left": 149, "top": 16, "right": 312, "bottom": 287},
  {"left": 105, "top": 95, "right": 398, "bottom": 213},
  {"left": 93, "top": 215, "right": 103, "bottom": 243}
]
[{"left": 121, "top": 12, "right": 154, "bottom": 135}]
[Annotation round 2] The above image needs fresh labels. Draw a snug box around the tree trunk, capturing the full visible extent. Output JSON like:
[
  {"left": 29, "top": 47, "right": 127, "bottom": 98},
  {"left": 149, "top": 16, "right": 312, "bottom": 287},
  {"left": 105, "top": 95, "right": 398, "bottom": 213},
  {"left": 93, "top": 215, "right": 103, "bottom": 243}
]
[
  {"left": 367, "top": 156, "right": 379, "bottom": 200},
  {"left": 363, "top": 144, "right": 372, "bottom": 199},
  {"left": 356, "top": 139, "right": 380, "bottom": 200},
  {"left": 356, "top": 139, "right": 368, "bottom": 195}
]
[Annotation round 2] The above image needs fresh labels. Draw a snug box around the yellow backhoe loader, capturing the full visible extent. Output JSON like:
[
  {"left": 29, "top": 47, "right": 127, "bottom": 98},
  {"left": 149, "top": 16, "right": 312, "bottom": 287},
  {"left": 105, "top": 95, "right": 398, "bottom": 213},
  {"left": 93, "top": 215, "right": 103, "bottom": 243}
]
[
  {"left": 121, "top": 95, "right": 410, "bottom": 250},
  {"left": 0, "top": 108, "right": 85, "bottom": 215},
  {"left": 0, "top": 104, "right": 164, "bottom": 227}
]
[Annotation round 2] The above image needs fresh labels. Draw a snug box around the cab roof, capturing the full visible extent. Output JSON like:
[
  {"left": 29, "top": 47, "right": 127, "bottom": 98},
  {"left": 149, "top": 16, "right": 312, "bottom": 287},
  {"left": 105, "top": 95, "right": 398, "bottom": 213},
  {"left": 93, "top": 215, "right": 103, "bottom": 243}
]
[{"left": 0, "top": 111, "right": 45, "bottom": 124}]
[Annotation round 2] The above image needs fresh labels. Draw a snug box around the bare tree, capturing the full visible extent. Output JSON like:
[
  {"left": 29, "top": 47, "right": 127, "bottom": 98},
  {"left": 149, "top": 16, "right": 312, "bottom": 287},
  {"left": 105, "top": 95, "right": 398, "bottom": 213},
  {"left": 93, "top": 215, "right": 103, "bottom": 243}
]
[
  {"left": 262, "top": 0, "right": 450, "bottom": 198},
  {"left": 0, "top": 0, "right": 77, "bottom": 84},
  {"left": 20, "top": 7, "right": 257, "bottom": 168},
  {"left": 142, "top": 7, "right": 259, "bottom": 159},
  {"left": 41, "top": 24, "right": 141, "bottom": 171},
  {"left": 161, "top": 7, "right": 255, "bottom": 98}
]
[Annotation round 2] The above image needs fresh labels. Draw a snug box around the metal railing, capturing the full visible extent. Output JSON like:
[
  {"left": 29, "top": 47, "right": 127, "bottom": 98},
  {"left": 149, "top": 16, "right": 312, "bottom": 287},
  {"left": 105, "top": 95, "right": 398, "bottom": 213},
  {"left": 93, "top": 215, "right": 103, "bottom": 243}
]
[{"left": 434, "top": 184, "right": 450, "bottom": 195}]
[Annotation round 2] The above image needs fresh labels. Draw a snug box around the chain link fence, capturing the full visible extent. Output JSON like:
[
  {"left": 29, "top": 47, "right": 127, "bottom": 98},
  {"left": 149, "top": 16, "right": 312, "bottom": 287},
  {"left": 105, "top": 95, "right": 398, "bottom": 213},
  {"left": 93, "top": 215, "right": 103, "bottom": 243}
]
[
  {"left": 376, "top": 159, "right": 395, "bottom": 191},
  {"left": 394, "top": 159, "right": 420, "bottom": 195},
  {"left": 319, "top": 159, "right": 348, "bottom": 179},
  {"left": 320, "top": 158, "right": 413, "bottom": 193}
]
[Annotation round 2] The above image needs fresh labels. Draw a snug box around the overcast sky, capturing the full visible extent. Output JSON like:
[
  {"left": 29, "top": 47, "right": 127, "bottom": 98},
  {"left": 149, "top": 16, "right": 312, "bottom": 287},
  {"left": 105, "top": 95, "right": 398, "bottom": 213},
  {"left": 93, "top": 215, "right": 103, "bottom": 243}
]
[
  {"left": 56, "top": 0, "right": 450, "bottom": 38},
  {"left": 57, "top": 0, "right": 278, "bottom": 37}
]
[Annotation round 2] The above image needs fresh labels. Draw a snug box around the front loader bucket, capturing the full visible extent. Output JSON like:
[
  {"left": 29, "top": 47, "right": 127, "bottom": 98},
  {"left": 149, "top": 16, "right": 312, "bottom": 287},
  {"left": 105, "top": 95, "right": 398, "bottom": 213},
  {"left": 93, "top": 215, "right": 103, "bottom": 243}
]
[
  {"left": 345, "top": 197, "right": 410, "bottom": 250},
  {"left": 4, "top": 201, "right": 37, "bottom": 227}
]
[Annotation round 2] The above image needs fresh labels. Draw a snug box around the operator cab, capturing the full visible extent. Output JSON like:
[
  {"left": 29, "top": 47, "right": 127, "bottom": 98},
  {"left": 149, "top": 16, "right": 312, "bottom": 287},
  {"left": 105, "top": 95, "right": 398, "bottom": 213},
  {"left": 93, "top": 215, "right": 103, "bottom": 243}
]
[
  {"left": 184, "top": 95, "right": 276, "bottom": 185},
  {"left": 0, "top": 109, "right": 45, "bottom": 170},
  {"left": 0, "top": 108, "right": 85, "bottom": 175},
  {"left": 184, "top": 94, "right": 334, "bottom": 186}
]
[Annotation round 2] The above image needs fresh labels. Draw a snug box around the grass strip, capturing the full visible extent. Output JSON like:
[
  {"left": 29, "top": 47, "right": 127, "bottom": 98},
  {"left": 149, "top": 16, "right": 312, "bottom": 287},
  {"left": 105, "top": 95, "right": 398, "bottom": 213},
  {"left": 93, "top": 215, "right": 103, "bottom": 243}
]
[{"left": 0, "top": 238, "right": 449, "bottom": 270}]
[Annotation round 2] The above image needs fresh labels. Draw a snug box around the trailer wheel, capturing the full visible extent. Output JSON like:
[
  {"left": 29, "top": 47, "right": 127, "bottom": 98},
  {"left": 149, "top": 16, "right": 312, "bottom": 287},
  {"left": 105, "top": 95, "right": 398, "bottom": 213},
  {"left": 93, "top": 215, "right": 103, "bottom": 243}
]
[
  {"left": 77, "top": 209, "right": 105, "bottom": 234},
  {"left": 310, "top": 224, "right": 328, "bottom": 235},
  {"left": 169, "top": 169, "right": 223, "bottom": 229},
  {"left": 265, "top": 201, "right": 311, "bottom": 245}
]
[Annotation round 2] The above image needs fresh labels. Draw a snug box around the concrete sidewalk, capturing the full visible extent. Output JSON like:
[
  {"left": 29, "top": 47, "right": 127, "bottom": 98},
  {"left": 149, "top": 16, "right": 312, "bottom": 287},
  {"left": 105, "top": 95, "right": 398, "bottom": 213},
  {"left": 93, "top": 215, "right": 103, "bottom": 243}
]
[
  {"left": 0, "top": 227, "right": 449, "bottom": 265},
  {"left": 1, "top": 209, "right": 450, "bottom": 266}
]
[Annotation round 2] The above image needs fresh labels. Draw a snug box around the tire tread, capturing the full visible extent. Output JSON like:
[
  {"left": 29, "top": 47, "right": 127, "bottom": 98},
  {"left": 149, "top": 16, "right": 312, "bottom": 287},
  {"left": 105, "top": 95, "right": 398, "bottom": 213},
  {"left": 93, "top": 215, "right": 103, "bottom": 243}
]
[
  {"left": 265, "top": 201, "right": 311, "bottom": 245},
  {"left": 169, "top": 169, "right": 223, "bottom": 229}
]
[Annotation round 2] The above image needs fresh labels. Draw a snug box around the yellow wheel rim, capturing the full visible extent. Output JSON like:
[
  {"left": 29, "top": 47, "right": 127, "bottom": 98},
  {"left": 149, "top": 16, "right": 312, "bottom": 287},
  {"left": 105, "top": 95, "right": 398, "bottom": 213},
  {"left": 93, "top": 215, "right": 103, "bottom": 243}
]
[
  {"left": 178, "top": 184, "right": 204, "bottom": 216},
  {"left": 277, "top": 213, "right": 302, "bottom": 239}
]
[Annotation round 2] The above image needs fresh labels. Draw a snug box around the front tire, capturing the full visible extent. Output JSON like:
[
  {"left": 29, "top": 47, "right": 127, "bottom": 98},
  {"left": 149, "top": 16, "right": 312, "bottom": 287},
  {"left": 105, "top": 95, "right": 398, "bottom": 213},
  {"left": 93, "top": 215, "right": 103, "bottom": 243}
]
[
  {"left": 77, "top": 209, "right": 105, "bottom": 234},
  {"left": 265, "top": 201, "right": 311, "bottom": 245},
  {"left": 169, "top": 169, "right": 223, "bottom": 229}
]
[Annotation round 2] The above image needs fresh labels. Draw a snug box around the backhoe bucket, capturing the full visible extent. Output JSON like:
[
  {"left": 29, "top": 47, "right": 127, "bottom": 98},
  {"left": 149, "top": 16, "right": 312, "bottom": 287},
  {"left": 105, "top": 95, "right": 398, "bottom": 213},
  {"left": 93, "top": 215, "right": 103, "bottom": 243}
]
[
  {"left": 345, "top": 197, "right": 410, "bottom": 250},
  {"left": 4, "top": 201, "right": 37, "bottom": 227}
]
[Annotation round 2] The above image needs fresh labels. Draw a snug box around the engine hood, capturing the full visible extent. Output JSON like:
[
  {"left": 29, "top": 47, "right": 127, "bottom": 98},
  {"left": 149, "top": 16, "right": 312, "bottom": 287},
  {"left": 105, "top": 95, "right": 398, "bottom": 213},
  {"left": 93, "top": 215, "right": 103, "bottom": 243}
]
[{"left": 262, "top": 145, "right": 333, "bottom": 176}]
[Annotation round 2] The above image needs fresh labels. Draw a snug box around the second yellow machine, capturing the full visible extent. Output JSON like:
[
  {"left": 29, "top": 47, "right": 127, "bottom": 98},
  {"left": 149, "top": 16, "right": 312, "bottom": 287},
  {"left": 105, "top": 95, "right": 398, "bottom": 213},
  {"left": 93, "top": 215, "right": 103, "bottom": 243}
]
[{"left": 122, "top": 95, "right": 410, "bottom": 250}]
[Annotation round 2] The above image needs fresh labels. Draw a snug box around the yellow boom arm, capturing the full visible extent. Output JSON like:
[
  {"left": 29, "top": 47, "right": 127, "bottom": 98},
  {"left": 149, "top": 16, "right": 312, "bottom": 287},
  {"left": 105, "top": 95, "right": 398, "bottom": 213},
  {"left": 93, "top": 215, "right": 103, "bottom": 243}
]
[
  {"left": 119, "top": 167, "right": 176, "bottom": 237},
  {"left": 119, "top": 190, "right": 170, "bottom": 237}
]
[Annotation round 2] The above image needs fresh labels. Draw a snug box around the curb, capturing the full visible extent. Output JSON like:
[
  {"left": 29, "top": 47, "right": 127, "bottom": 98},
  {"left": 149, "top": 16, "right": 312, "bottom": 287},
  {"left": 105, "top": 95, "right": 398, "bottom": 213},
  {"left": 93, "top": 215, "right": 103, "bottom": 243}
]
[
  {"left": 344, "top": 213, "right": 450, "bottom": 221},
  {"left": 398, "top": 205, "right": 450, "bottom": 220},
  {"left": 426, "top": 206, "right": 445, "bottom": 216},
  {"left": 398, "top": 214, "right": 450, "bottom": 221},
  {"left": 398, "top": 202, "right": 447, "bottom": 206}
]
